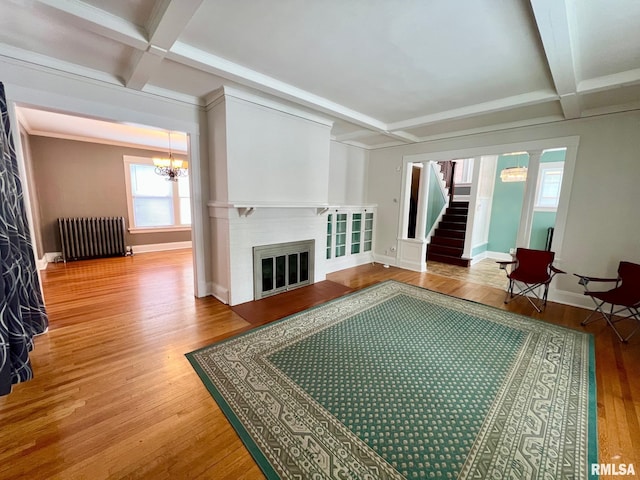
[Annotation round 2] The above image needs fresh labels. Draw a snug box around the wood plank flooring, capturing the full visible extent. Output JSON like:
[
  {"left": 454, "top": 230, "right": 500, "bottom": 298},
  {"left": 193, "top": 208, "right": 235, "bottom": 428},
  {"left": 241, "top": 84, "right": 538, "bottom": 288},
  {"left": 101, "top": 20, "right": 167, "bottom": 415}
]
[{"left": 1, "top": 250, "right": 638, "bottom": 479}]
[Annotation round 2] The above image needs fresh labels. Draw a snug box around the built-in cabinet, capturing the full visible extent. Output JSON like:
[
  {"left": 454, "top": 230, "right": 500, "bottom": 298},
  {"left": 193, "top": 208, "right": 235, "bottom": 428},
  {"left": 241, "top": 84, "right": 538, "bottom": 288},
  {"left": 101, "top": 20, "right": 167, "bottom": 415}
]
[{"left": 325, "top": 207, "right": 375, "bottom": 272}]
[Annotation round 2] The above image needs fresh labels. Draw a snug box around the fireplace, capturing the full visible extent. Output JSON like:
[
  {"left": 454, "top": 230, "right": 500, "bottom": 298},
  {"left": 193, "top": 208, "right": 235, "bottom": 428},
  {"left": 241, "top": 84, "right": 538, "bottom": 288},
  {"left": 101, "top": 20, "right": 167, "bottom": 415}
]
[{"left": 253, "top": 240, "right": 315, "bottom": 300}]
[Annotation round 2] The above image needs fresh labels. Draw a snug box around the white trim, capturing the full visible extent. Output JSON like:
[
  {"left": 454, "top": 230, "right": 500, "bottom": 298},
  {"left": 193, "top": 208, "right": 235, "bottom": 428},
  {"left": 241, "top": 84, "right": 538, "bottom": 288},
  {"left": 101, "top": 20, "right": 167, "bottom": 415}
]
[
  {"left": 403, "top": 136, "right": 580, "bottom": 164},
  {"left": 211, "top": 283, "right": 230, "bottom": 305},
  {"left": 131, "top": 241, "right": 192, "bottom": 254},
  {"left": 325, "top": 252, "right": 375, "bottom": 274},
  {"left": 373, "top": 254, "right": 398, "bottom": 267},
  {"left": 205, "top": 86, "right": 335, "bottom": 128},
  {"left": 485, "top": 250, "right": 514, "bottom": 262},
  {"left": 36, "top": 255, "right": 48, "bottom": 271},
  {"left": 548, "top": 288, "right": 593, "bottom": 310},
  {"left": 129, "top": 226, "right": 191, "bottom": 234},
  {"left": 397, "top": 238, "right": 428, "bottom": 272}
]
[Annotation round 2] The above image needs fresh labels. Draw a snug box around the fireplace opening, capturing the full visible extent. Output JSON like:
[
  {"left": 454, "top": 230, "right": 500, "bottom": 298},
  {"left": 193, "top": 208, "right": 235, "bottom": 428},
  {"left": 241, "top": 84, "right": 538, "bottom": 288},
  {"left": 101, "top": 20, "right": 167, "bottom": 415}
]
[{"left": 253, "top": 240, "right": 315, "bottom": 299}]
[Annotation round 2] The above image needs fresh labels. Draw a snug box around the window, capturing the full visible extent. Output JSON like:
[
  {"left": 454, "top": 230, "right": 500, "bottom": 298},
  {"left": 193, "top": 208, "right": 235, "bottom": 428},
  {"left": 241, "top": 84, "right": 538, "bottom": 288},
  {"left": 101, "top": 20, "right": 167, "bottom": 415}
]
[
  {"left": 123, "top": 156, "right": 191, "bottom": 231},
  {"left": 535, "top": 162, "right": 564, "bottom": 210},
  {"left": 453, "top": 158, "right": 474, "bottom": 184}
]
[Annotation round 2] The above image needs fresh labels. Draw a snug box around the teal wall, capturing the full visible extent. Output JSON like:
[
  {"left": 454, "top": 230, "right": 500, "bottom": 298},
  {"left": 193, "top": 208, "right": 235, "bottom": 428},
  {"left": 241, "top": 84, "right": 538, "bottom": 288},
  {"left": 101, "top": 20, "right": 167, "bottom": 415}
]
[
  {"left": 486, "top": 150, "right": 566, "bottom": 254},
  {"left": 426, "top": 166, "right": 446, "bottom": 236},
  {"left": 530, "top": 212, "right": 556, "bottom": 250},
  {"left": 487, "top": 154, "right": 529, "bottom": 253}
]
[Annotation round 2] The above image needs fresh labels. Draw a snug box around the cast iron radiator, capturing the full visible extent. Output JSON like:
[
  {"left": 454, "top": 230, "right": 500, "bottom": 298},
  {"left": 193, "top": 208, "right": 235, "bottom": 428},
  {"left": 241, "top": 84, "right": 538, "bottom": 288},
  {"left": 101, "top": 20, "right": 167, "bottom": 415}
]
[{"left": 58, "top": 217, "right": 128, "bottom": 262}]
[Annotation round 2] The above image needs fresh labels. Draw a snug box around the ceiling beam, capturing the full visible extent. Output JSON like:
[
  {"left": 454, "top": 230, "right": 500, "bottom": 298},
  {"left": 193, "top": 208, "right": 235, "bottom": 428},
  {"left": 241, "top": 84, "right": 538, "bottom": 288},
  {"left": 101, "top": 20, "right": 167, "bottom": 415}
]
[
  {"left": 124, "top": 0, "right": 205, "bottom": 90},
  {"left": 529, "top": 0, "right": 581, "bottom": 119},
  {"left": 386, "top": 90, "right": 558, "bottom": 131},
  {"left": 34, "top": 0, "right": 148, "bottom": 50},
  {"left": 125, "top": 46, "right": 166, "bottom": 90},
  {"left": 578, "top": 68, "right": 640, "bottom": 94},
  {"left": 147, "top": 0, "right": 205, "bottom": 50},
  {"left": 168, "top": 41, "right": 388, "bottom": 132}
]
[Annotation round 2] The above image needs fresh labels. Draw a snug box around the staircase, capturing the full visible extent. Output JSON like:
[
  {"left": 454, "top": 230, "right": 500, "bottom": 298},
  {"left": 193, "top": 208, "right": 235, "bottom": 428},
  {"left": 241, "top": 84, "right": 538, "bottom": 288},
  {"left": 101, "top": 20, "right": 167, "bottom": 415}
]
[{"left": 427, "top": 201, "right": 470, "bottom": 267}]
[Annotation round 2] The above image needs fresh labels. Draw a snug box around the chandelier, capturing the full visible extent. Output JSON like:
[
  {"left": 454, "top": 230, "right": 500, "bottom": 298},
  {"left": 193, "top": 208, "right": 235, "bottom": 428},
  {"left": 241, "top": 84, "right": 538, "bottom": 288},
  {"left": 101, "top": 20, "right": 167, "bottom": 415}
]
[
  {"left": 153, "top": 131, "right": 188, "bottom": 181},
  {"left": 500, "top": 166, "right": 528, "bottom": 182},
  {"left": 500, "top": 152, "right": 528, "bottom": 182}
]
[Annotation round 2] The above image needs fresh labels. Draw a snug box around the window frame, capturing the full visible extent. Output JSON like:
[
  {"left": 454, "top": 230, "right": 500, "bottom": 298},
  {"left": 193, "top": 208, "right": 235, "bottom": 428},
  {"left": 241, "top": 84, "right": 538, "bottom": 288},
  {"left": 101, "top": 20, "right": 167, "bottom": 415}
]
[
  {"left": 534, "top": 161, "right": 564, "bottom": 212},
  {"left": 123, "top": 155, "right": 191, "bottom": 233}
]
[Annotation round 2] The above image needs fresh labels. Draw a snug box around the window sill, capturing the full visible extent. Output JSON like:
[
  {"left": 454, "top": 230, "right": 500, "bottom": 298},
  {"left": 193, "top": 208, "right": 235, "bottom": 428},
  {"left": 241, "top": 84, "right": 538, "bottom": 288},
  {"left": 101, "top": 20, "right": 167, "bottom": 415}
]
[{"left": 129, "top": 226, "right": 191, "bottom": 234}]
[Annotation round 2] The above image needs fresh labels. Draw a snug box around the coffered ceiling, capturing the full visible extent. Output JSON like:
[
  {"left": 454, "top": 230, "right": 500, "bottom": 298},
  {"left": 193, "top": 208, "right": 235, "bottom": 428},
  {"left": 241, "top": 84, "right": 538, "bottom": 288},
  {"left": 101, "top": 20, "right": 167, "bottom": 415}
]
[{"left": 1, "top": 0, "right": 639, "bottom": 149}]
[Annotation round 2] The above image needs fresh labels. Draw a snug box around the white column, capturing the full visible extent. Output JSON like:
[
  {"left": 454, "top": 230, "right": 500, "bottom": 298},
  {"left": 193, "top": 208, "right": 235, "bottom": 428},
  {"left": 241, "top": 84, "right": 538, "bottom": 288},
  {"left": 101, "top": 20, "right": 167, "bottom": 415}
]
[
  {"left": 415, "top": 163, "right": 429, "bottom": 241},
  {"left": 516, "top": 149, "right": 543, "bottom": 248}
]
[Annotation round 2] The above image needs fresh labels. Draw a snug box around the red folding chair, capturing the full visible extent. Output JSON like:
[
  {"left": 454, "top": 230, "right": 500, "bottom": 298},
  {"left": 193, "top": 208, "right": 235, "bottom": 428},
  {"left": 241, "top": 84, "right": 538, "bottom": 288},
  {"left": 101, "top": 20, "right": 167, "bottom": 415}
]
[
  {"left": 574, "top": 261, "right": 640, "bottom": 343},
  {"left": 498, "top": 248, "right": 565, "bottom": 312}
]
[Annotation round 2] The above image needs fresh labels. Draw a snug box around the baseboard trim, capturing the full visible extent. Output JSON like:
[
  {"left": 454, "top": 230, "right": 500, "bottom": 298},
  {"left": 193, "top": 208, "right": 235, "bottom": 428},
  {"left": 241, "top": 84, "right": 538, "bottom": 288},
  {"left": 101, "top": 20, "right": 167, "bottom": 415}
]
[
  {"left": 211, "top": 283, "right": 230, "bottom": 305},
  {"left": 132, "top": 241, "right": 192, "bottom": 254},
  {"left": 548, "top": 288, "right": 593, "bottom": 310},
  {"left": 372, "top": 253, "right": 398, "bottom": 267}
]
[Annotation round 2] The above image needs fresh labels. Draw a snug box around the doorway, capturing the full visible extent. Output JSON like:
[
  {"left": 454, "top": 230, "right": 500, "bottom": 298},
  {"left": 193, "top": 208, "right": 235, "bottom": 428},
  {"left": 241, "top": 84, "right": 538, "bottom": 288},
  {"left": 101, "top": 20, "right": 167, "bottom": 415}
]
[{"left": 12, "top": 105, "right": 198, "bottom": 298}]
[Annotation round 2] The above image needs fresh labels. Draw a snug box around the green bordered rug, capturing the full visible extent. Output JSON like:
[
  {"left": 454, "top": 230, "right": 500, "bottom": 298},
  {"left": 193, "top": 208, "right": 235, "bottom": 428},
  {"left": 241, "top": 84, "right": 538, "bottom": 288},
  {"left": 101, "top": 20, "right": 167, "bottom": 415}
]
[{"left": 187, "top": 281, "right": 598, "bottom": 479}]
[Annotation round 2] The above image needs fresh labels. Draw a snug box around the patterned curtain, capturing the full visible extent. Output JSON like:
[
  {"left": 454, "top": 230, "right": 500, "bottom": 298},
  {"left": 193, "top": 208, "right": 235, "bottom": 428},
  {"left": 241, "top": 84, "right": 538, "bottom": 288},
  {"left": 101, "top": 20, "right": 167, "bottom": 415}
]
[{"left": 0, "top": 82, "right": 49, "bottom": 396}]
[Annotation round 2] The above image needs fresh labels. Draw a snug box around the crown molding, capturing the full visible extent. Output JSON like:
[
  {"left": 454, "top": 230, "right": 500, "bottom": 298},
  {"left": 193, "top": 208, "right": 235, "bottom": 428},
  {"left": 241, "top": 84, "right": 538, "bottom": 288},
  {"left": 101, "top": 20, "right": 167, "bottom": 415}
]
[
  {"left": 25, "top": 129, "right": 188, "bottom": 154},
  {"left": 387, "top": 90, "right": 559, "bottom": 131},
  {"left": 205, "top": 86, "right": 334, "bottom": 128}
]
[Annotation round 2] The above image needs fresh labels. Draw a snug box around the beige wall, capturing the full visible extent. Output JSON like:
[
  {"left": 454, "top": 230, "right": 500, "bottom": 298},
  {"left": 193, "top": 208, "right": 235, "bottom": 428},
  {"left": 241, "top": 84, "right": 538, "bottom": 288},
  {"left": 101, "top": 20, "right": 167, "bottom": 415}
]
[{"left": 29, "top": 135, "right": 191, "bottom": 253}]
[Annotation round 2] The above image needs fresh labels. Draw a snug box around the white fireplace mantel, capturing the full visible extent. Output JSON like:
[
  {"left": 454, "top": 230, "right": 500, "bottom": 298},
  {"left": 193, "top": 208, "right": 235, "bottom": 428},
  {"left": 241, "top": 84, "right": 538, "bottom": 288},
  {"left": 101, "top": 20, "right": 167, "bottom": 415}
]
[{"left": 207, "top": 201, "right": 334, "bottom": 218}]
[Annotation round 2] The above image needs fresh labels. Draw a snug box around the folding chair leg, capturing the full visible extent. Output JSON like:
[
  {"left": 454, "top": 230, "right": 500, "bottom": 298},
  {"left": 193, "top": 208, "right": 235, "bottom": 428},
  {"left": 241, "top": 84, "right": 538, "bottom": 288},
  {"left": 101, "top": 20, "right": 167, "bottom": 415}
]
[
  {"left": 581, "top": 300, "right": 606, "bottom": 326},
  {"left": 504, "top": 280, "right": 513, "bottom": 304},
  {"left": 504, "top": 280, "right": 546, "bottom": 312}
]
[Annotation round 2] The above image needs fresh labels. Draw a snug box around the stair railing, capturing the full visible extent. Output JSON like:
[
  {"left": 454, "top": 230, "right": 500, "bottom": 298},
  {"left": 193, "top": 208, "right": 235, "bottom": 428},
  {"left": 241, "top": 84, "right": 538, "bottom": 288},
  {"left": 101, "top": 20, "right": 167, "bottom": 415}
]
[{"left": 425, "top": 162, "right": 450, "bottom": 242}]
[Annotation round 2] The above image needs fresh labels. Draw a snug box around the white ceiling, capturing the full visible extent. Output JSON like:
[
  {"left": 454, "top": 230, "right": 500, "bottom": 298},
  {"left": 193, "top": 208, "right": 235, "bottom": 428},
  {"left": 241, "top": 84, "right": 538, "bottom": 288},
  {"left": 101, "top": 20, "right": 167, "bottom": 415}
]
[{"left": 2, "top": 0, "right": 639, "bottom": 149}]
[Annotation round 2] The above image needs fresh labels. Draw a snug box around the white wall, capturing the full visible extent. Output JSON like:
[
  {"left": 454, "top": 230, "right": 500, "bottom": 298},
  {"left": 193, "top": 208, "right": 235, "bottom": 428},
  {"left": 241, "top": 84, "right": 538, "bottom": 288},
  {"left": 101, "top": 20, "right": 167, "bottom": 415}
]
[
  {"left": 225, "top": 96, "right": 331, "bottom": 205},
  {"left": 328, "top": 141, "right": 369, "bottom": 205},
  {"left": 368, "top": 110, "right": 640, "bottom": 303},
  {"left": 207, "top": 93, "right": 333, "bottom": 305}
]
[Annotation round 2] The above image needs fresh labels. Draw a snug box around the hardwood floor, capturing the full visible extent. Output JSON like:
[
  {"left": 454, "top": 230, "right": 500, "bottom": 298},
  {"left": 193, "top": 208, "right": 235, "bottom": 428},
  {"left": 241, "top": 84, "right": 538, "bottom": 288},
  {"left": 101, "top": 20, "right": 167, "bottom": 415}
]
[{"left": 1, "top": 250, "right": 638, "bottom": 479}]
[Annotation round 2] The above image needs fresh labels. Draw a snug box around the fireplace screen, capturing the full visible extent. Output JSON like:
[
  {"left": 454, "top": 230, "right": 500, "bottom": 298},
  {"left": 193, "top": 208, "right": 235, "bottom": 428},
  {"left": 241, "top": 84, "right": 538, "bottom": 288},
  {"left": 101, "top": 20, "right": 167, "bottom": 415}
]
[{"left": 253, "top": 240, "right": 314, "bottom": 299}]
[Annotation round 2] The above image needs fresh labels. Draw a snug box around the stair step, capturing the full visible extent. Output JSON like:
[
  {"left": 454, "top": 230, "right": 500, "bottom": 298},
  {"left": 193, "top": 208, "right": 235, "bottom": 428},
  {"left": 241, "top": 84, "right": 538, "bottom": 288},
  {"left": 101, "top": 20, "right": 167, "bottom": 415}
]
[
  {"left": 446, "top": 207, "right": 468, "bottom": 215},
  {"left": 450, "top": 201, "right": 470, "bottom": 209},
  {"left": 428, "top": 244, "right": 464, "bottom": 257},
  {"left": 439, "top": 221, "right": 467, "bottom": 231},
  {"left": 442, "top": 213, "right": 467, "bottom": 223},
  {"left": 435, "top": 228, "right": 466, "bottom": 239},
  {"left": 430, "top": 236, "right": 464, "bottom": 248},
  {"left": 427, "top": 252, "right": 471, "bottom": 267}
]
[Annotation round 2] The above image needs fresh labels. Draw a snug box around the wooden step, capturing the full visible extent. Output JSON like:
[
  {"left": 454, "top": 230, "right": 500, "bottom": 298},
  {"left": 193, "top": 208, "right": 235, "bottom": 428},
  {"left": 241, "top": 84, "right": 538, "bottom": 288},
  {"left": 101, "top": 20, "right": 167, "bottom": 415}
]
[
  {"left": 434, "top": 228, "right": 466, "bottom": 239},
  {"left": 442, "top": 213, "right": 467, "bottom": 223},
  {"left": 428, "top": 244, "right": 464, "bottom": 257},
  {"left": 430, "top": 236, "right": 465, "bottom": 248},
  {"left": 446, "top": 207, "right": 468, "bottom": 216},
  {"left": 439, "top": 221, "right": 467, "bottom": 231},
  {"left": 449, "top": 201, "right": 470, "bottom": 209},
  {"left": 426, "top": 252, "right": 471, "bottom": 267}
]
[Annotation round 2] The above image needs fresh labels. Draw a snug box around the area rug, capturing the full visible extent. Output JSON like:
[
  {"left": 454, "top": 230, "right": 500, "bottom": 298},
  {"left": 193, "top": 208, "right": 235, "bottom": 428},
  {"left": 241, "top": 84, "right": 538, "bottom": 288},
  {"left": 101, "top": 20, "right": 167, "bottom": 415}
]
[{"left": 187, "top": 280, "right": 597, "bottom": 479}]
